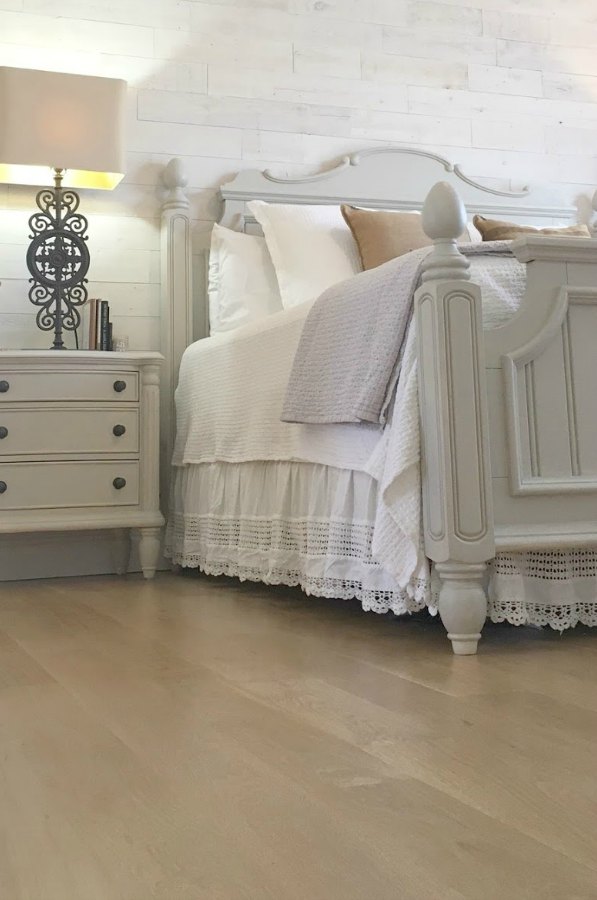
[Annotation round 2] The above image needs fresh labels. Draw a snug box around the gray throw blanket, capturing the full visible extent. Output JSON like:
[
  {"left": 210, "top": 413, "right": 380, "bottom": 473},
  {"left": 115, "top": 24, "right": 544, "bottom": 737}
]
[{"left": 282, "top": 243, "right": 512, "bottom": 426}]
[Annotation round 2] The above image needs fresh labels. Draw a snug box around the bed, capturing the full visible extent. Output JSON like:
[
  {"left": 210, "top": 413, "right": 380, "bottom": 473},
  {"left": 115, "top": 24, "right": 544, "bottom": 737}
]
[{"left": 158, "top": 147, "right": 597, "bottom": 655}]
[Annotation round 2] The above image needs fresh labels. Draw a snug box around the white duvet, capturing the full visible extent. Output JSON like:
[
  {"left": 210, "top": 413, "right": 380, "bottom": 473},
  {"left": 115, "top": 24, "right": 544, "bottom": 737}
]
[{"left": 173, "top": 254, "right": 526, "bottom": 593}]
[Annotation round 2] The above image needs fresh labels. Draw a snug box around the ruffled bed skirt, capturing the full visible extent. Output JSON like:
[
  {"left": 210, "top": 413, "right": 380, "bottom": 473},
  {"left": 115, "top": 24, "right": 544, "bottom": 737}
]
[
  {"left": 489, "top": 552, "right": 597, "bottom": 631},
  {"left": 165, "top": 460, "right": 597, "bottom": 632},
  {"left": 165, "top": 461, "right": 429, "bottom": 616}
]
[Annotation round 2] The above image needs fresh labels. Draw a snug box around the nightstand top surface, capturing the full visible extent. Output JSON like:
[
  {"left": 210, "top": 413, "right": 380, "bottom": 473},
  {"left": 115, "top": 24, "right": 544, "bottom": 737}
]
[{"left": 0, "top": 350, "right": 164, "bottom": 362}]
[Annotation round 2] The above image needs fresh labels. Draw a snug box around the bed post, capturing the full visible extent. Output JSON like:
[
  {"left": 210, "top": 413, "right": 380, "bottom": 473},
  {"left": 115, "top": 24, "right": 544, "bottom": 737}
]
[
  {"left": 415, "top": 182, "right": 495, "bottom": 655},
  {"left": 160, "top": 158, "right": 193, "bottom": 511}
]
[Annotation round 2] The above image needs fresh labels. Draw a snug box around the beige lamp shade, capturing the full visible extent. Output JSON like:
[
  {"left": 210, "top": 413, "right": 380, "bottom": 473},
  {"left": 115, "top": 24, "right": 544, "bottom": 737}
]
[{"left": 0, "top": 66, "right": 126, "bottom": 190}]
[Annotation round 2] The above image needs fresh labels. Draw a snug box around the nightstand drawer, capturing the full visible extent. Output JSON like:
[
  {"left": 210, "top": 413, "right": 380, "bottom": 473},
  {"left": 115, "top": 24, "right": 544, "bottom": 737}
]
[
  {"left": 0, "top": 408, "right": 139, "bottom": 456},
  {"left": 0, "top": 371, "right": 139, "bottom": 403},
  {"left": 0, "top": 461, "right": 139, "bottom": 510}
]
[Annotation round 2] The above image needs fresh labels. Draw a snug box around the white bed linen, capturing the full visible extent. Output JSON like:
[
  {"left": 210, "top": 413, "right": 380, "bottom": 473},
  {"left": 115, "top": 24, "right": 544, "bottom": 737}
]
[
  {"left": 166, "top": 461, "right": 427, "bottom": 614},
  {"left": 247, "top": 201, "right": 361, "bottom": 309},
  {"left": 208, "top": 224, "right": 282, "bottom": 333},
  {"left": 172, "top": 302, "right": 383, "bottom": 471},
  {"left": 168, "top": 299, "right": 424, "bottom": 613},
  {"left": 168, "top": 253, "right": 597, "bottom": 631}
]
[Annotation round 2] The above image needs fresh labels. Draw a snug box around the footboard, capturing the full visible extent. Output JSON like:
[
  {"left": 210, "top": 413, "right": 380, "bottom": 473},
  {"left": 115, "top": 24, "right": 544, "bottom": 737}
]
[{"left": 416, "top": 183, "right": 597, "bottom": 654}]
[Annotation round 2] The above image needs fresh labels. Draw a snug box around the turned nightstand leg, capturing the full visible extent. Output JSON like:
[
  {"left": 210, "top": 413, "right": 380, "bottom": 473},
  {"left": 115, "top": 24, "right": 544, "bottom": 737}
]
[{"left": 134, "top": 527, "right": 161, "bottom": 579}]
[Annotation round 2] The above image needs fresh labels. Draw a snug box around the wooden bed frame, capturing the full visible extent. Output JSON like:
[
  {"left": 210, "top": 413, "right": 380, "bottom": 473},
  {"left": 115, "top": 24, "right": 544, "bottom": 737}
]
[{"left": 159, "top": 146, "right": 597, "bottom": 654}]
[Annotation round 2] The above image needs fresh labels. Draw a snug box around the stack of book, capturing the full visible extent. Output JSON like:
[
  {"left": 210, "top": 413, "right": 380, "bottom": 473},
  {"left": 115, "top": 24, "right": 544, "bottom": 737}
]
[{"left": 87, "top": 299, "right": 113, "bottom": 351}]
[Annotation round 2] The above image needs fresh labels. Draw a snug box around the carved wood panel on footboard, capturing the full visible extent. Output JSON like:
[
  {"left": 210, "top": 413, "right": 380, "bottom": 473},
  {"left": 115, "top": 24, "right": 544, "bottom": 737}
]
[{"left": 485, "top": 237, "right": 597, "bottom": 551}]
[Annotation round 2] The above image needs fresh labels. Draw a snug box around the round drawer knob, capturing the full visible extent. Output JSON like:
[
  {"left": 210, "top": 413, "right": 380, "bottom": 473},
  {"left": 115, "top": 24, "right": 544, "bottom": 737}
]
[
  {"left": 113, "top": 477, "right": 127, "bottom": 490},
  {"left": 112, "top": 424, "right": 126, "bottom": 437},
  {"left": 113, "top": 380, "right": 127, "bottom": 393},
  {"left": 0, "top": 381, "right": 9, "bottom": 393},
  {"left": 0, "top": 427, "right": 7, "bottom": 439},
  {"left": 0, "top": 481, "right": 6, "bottom": 494}
]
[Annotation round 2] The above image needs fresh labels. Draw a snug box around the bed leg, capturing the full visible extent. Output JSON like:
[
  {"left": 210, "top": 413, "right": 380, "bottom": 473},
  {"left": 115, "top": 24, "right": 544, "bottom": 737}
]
[{"left": 436, "top": 562, "right": 487, "bottom": 655}]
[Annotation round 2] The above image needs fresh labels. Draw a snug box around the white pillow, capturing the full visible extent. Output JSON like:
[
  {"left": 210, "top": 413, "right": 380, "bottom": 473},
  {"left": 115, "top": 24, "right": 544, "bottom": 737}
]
[
  {"left": 208, "top": 224, "right": 283, "bottom": 333},
  {"left": 248, "top": 201, "right": 362, "bottom": 309}
]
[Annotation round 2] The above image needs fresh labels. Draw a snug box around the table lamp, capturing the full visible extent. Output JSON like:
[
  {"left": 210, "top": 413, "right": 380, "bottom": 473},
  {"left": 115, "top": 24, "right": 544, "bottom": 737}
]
[{"left": 0, "top": 67, "right": 126, "bottom": 349}]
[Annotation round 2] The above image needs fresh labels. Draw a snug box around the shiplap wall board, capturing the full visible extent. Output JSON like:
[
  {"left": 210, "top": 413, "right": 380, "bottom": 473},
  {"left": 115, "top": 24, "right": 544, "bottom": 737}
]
[{"left": 1, "top": 0, "right": 597, "bottom": 351}]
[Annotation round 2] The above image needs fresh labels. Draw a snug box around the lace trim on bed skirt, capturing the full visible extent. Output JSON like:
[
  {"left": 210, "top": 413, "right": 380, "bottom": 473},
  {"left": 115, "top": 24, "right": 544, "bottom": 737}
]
[
  {"left": 166, "top": 461, "right": 597, "bottom": 632},
  {"left": 487, "top": 550, "right": 597, "bottom": 631},
  {"left": 487, "top": 596, "right": 597, "bottom": 631},
  {"left": 167, "top": 550, "right": 430, "bottom": 617},
  {"left": 167, "top": 540, "right": 597, "bottom": 630},
  {"left": 492, "top": 548, "right": 597, "bottom": 580},
  {"left": 165, "top": 512, "right": 430, "bottom": 617}
]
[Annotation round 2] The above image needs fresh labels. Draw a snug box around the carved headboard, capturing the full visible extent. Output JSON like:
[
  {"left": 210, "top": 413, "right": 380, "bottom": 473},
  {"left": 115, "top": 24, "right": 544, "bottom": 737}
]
[{"left": 218, "top": 147, "right": 578, "bottom": 229}]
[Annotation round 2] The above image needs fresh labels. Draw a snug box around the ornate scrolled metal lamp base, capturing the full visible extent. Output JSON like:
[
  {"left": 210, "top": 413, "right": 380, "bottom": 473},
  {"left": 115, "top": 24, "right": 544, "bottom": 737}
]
[{"left": 27, "top": 168, "right": 90, "bottom": 350}]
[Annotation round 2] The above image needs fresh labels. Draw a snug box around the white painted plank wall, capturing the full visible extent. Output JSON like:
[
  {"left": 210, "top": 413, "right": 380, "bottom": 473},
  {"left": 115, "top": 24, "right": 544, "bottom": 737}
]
[{"left": 1, "top": 0, "right": 597, "bottom": 350}]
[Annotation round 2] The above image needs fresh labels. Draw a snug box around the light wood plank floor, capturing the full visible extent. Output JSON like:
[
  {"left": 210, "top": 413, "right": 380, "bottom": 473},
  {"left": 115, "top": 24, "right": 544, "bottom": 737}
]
[{"left": 0, "top": 572, "right": 595, "bottom": 900}]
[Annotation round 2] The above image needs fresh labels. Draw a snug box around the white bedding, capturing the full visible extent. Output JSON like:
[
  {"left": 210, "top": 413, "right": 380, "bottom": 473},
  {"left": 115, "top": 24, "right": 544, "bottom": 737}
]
[
  {"left": 169, "top": 294, "right": 414, "bottom": 611},
  {"left": 172, "top": 301, "right": 383, "bottom": 472},
  {"left": 169, "top": 254, "right": 528, "bottom": 613},
  {"left": 169, "top": 250, "right": 597, "bottom": 630},
  {"left": 166, "top": 460, "right": 418, "bottom": 613}
]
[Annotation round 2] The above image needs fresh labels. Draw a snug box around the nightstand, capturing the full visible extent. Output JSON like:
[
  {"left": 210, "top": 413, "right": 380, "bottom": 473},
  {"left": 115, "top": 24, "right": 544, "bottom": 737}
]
[{"left": 0, "top": 351, "right": 165, "bottom": 578}]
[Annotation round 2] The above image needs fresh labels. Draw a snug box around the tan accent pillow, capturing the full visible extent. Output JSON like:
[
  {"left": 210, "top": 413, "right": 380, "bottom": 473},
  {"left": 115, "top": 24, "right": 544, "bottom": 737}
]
[
  {"left": 341, "top": 206, "right": 432, "bottom": 270},
  {"left": 473, "top": 215, "right": 591, "bottom": 241}
]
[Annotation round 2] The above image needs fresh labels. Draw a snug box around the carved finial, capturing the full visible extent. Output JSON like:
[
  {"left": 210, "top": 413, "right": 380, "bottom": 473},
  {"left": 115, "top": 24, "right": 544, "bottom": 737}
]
[
  {"left": 162, "top": 158, "right": 189, "bottom": 210},
  {"left": 421, "top": 181, "right": 470, "bottom": 282}
]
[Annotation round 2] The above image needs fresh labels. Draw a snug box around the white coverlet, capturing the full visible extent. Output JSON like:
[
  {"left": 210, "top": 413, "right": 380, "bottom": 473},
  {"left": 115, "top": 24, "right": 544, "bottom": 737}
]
[
  {"left": 169, "top": 295, "right": 420, "bottom": 613},
  {"left": 172, "top": 302, "right": 383, "bottom": 472}
]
